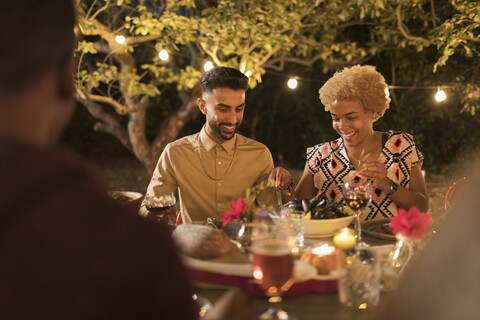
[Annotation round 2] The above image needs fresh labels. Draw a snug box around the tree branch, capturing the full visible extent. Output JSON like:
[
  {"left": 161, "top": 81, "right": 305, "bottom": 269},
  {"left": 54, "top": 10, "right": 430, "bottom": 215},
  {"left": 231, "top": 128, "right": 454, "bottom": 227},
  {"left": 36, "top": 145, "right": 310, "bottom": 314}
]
[
  {"left": 127, "top": 97, "right": 153, "bottom": 172},
  {"left": 128, "top": 34, "right": 163, "bottom": 45},
  {"left": 265, "top": 54, "right": 324, "bottom": 70},
  {"left": 82, "top": 91, "right": 129, "bottom": 114},
  {"left": 396, "top": 1, "right": 433, "bottom": 45},
  {"left": 429, "top": 0, "right": 438, "bottom": 29},
  {"left": 150, "top": 83, "right": 202, "bottom": 166},
  {"left": 75, "top": 91, "right": 132, "bottom": 152}
]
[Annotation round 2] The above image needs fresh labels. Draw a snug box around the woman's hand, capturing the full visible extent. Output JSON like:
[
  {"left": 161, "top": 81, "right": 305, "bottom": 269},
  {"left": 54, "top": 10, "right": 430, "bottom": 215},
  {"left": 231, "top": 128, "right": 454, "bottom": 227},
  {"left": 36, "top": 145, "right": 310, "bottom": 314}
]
[
  {"left": 360, "top": 161, "right": 391, "bottom": 192},
  {"left": 361, "top": 161, "right": 429, "bottom": 212}
]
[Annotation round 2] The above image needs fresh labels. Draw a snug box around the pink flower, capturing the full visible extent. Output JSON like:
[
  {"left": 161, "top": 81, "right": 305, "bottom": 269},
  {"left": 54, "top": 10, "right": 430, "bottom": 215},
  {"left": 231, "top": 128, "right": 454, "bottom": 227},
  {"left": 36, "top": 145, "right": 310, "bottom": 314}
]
[
  {"left": 221, "top": 197, "right": 247, "bottom": 227},
  {"left": 389, "top": 207, "right": 433, "bottom": 239}
]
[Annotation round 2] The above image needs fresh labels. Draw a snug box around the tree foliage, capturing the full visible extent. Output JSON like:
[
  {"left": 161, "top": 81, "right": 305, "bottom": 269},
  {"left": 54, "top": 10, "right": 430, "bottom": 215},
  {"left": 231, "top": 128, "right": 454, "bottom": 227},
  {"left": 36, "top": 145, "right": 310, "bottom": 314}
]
[{"left": 74, "top": 0, "right": 480, "bottom": 173}]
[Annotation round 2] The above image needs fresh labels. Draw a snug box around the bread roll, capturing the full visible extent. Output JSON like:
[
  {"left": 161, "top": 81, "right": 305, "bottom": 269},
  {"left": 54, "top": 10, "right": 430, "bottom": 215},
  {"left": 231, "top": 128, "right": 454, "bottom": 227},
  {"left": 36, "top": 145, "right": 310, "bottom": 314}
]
[{"left": 172, "top": 224, "right": 231, "bottom": 259}]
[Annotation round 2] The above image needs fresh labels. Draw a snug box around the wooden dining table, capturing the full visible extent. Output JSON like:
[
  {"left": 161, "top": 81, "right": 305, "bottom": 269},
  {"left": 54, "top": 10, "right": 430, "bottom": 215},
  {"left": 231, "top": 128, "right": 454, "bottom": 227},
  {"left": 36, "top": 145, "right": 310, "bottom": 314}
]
[{"left": 192, "top": 233, "right": 395, "bottom": 320}]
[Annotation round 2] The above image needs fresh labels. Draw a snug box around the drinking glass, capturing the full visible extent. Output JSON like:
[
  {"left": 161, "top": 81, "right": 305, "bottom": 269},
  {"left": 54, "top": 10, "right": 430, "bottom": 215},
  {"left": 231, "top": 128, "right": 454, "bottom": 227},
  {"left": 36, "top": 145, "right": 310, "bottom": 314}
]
[
  {"left": 342, "top": 181, "right": 372, "bottom": 246},
  {"left": 144, "top": 191, "right": 177, "bottom": 229},
  {"left": 338, "top": 247, "right": 381, "bottom": 308},
  {"left": 251, "top": 216, "right": 297, "bottom": 320},
  {"left": 192, "top": 293, "right": 212, "bottom": 318},
  {"left": 273, "top": 206, "right": 305, "bottom": 249}
]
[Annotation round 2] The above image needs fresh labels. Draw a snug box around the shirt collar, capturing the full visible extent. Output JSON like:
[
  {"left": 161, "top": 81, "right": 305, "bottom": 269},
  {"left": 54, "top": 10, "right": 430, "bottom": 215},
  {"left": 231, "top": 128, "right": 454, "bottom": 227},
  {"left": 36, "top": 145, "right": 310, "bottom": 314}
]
[{"left": 199, "top": 126, "right": 236, "bottom": 155}]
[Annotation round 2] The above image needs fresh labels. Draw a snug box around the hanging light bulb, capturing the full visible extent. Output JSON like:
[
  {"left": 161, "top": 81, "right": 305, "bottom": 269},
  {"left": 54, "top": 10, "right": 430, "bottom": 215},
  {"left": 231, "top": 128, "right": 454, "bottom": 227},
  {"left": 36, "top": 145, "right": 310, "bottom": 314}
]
[
  {"left": 435, "top": 88, "right": 446, "bottom": 102},
  {"left": 204, "top": 61, "right": 214, "bottom": 72},
  {"left": 385, "top": 87, "right": 390, "bottom": 98},
  {"left": 115, "top": 35, "right": 126, "bottom": 44},
  {"left": 245, "top": 70, "right": 252, "bottom": 77},
  {"left": 287, "top": 78, "right": 298, "bottom": 89},
  {"left": 158, "top": 49, "right": 169, "bottom": 61}
]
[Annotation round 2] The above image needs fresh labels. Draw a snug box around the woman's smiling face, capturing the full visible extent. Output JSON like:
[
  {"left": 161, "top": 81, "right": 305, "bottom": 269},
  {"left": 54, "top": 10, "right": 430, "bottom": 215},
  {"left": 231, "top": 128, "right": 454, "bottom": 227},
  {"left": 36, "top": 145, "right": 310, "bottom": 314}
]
[{"left": 330, "top": 100, "right": 375, "bottom": 147}]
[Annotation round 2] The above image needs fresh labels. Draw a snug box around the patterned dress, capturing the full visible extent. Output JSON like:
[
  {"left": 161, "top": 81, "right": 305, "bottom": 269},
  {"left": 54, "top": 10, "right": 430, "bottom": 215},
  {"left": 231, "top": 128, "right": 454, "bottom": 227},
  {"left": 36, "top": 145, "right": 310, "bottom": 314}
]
[{"left": 307, "top": 131, "right": 424, "bottom": 220}]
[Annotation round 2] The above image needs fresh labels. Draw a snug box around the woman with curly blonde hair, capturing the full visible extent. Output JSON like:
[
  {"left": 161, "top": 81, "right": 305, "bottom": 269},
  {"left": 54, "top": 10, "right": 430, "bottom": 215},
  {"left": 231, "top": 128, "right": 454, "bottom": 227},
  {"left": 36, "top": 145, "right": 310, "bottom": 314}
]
[{"left": 272, "top": 65, "right": 428, "bottom": 220}]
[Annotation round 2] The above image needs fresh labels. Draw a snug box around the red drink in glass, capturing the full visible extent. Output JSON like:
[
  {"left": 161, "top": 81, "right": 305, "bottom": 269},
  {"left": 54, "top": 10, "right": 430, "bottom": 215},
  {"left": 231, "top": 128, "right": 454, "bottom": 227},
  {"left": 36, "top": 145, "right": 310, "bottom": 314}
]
[{"left": 146, "top": 205, "right": 176, "bottom": 227}]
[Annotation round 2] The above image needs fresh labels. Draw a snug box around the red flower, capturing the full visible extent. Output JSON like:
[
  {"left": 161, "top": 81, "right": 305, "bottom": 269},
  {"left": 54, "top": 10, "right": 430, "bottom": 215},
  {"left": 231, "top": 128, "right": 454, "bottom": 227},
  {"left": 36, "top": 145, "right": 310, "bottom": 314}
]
[
  {"left": 389, "top": 207, "right": 433, "bottom": 239},
  {"left": 221, "top": 197, "right": 247, "bottom": 227}
]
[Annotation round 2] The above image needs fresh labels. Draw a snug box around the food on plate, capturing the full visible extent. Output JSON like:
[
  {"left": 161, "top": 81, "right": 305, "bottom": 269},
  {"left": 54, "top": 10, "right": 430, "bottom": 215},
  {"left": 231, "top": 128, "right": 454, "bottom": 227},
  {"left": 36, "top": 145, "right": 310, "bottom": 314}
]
[
  {"left": 172, "top": 224, "right": 231, "bottom": 259},
  {"left": 300, "top": 244, "right": 346, "bottom": 275},
  {"left": 284, "top": 195, "right": 353, "bottom": 220},
  {"left": 371, "top": 223, "right": 394, "bottom": 235}
]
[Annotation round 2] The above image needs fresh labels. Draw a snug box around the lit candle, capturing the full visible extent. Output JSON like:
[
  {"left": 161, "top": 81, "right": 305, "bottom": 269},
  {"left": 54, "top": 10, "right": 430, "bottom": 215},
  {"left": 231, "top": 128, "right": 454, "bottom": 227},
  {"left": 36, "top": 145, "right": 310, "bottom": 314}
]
[
  {"left": 311, "top": 243, "right": 336, "bottom": 256},
  {"left": 333, "top": 228, "right": 356, "bottom": 251}
]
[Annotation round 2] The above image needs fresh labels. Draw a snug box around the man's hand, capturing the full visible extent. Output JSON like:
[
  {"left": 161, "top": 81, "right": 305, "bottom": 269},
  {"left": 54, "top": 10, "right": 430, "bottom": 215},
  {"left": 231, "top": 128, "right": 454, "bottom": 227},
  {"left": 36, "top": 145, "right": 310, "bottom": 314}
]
[{"left": 268, "top": 167, "right": 293, "bottom": 191}]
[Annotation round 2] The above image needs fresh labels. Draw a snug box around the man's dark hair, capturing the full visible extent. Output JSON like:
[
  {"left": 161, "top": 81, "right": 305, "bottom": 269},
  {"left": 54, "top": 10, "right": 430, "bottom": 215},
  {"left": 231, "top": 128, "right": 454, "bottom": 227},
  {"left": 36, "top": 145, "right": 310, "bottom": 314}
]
[
  {"left": 0, "top": 0, "right": 75, "bottom": 92},
  {"left": 200, "top": 66, "right": 249, "bottom": 94}
]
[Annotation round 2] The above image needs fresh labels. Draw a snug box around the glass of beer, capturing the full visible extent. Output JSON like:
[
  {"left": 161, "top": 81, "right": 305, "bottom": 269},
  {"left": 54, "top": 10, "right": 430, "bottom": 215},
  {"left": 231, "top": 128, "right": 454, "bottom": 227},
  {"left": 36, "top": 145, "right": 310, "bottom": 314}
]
[
  {"left": 144, "top": 192, "right": 177, "bottom": 229},
  {"left": 251, "top": 216, "right": 297, "bottom": 320}
]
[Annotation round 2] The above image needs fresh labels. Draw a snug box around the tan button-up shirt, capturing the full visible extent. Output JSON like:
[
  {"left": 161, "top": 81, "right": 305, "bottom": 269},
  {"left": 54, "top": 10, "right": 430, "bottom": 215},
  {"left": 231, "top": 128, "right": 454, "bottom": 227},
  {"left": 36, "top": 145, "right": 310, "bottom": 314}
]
[{"left": 145, "top": 127, "right": 275, "bottom": 222}]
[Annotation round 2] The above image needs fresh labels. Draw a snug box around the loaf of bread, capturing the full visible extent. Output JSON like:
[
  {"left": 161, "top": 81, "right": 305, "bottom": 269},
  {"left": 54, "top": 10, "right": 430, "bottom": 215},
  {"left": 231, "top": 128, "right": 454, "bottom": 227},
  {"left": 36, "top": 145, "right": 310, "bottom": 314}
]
[
  {"left": 172, "top": 224, "right": 231, "bottom": 259},
  {"left": 300, "top": 245, "right": 346, "bottom": 275}
]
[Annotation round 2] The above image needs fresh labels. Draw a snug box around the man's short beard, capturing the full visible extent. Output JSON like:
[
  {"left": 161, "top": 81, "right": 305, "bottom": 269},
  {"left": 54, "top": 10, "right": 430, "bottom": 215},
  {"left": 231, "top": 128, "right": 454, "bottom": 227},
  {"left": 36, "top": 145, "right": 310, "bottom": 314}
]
[{"left": 208, "top": 120, "right": 240, "bottom": 141}]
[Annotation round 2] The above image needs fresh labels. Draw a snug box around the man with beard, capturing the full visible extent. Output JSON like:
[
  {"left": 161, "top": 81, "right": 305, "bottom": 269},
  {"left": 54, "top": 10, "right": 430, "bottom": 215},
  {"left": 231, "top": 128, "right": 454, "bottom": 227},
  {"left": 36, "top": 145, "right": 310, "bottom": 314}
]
[{"left": 144, "top": 67, "right": 286, "bottom": 223}]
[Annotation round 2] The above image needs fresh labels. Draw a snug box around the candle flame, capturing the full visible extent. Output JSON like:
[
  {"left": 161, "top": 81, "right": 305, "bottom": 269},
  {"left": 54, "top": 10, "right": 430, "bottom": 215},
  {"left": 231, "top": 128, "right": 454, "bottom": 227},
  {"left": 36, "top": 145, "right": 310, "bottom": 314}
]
[{"left": 312, "top": 244, "right": 335, "bottom": 256}]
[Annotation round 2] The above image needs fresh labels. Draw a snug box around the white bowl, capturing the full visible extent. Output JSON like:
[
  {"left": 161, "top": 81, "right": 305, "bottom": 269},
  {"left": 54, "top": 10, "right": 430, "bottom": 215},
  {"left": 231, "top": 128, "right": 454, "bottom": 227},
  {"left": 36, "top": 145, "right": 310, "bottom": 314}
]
[{"left": 304, "top": 215, "right": 355, "bottom": 237}]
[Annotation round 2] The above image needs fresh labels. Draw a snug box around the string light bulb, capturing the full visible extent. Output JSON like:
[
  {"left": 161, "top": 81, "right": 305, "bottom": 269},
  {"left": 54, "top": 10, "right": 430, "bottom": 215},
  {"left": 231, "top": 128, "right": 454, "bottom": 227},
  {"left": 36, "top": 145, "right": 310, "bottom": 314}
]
[
  {"left": 435, "top": 88, "right": 446, "bottom": 102},
  {"left": 115, "top": 35, "right": 126, "bottom": 44},
  {"left": 158, "top": 49, "right": 169, "bottom": 61},
  {"left": 204, "top": 61, "right": 214, "bottom": 72},
  {"left": 245, "top": 70, "right": 252, "bottom": 77},
  {"left": 287, "top": 77, "right": 298, "bottom": 89}
]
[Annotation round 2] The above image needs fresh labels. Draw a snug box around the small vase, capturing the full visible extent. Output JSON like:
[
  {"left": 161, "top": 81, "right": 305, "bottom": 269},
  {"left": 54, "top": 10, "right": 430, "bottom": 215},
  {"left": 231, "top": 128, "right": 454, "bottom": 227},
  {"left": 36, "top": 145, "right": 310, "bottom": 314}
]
[
  {"left": 223, "top": 219, "right": 253, "bottom": 248},
  {"left": 236, "top": 221, "right": 255, "bottom": 248},
  {"left": 382, "top": 233, "right": 417, "bottom": 291},
  {"left": 388, "top": 233, "right": 415, "bottom": 274}
]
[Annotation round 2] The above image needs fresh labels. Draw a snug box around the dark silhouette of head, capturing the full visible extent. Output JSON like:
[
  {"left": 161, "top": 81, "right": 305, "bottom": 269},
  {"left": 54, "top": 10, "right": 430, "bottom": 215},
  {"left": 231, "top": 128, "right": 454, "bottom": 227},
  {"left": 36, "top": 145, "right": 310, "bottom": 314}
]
[{"left": 0, "top": 0, "right": 75, "bottom": 96}]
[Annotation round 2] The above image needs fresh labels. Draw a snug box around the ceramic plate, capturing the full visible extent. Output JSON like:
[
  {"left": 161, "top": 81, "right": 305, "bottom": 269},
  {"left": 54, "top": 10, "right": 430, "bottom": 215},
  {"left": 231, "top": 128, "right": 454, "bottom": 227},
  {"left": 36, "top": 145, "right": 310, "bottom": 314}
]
[{"left": 361, "top": 218, "right": 396, "bottom": 241}]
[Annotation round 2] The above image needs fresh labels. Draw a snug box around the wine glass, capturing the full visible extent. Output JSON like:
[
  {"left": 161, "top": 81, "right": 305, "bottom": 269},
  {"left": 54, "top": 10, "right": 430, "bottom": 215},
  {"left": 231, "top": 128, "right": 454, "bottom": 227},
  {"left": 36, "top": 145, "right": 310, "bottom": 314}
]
[
  {"left": 342, "top": 181, "right": 372, "bottom": 246},
  {"left": 251, "top": 216, "right": 298, "bottom": 320},
  {"left": 144, "top": 191, "right": 177, "bottom": 230},
  {"left": 192, "top": 293, "right": 212, "bottom": 318}
]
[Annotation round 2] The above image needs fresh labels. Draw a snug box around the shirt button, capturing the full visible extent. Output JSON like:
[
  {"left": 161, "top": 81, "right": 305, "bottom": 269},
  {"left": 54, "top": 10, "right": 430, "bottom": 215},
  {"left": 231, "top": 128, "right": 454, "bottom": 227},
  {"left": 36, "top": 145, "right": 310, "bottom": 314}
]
[
  {"left": 218, "top": 182, "right": 222, "bottom": 186},
  {"left": 218, "top": 161, "right": 222, "bottom": 165}
]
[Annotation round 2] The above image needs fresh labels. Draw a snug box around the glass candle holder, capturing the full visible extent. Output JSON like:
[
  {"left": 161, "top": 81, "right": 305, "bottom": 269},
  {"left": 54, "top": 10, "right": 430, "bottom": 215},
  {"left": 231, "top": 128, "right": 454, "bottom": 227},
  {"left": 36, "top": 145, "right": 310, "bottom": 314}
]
[{"left": 333, "top": 227, "right": 356, "bottom": 251}]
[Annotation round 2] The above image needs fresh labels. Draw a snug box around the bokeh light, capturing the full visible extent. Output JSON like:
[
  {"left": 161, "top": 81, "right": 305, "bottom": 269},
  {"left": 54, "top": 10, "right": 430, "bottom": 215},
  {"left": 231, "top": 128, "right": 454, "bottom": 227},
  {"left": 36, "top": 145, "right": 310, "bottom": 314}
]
[{"left": 158, "top": 49, "right": 169, "bottom": 61}]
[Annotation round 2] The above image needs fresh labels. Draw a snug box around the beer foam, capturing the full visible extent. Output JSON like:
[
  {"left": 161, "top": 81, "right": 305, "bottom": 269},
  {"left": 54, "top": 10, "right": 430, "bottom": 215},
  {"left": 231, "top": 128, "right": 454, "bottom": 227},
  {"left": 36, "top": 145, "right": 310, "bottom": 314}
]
[{"left": 251, "top": 242, "right": 291, "bottom": 256}]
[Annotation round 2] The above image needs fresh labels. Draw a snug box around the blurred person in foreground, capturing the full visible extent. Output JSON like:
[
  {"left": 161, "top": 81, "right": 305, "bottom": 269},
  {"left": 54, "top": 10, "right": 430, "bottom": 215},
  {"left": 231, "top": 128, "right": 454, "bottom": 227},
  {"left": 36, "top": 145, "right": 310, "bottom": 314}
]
[
  {"left": 143, "top": 66, "right": 280, "bottom": 223},
  {"left": 0, "top": 1, "right": 257, "bottom": 319},
  {"left": 273, "top": 65, "right": 428, "bottom": 219},
  {"left": 374, "top": 171, "right": 479, "bottom": 319}
]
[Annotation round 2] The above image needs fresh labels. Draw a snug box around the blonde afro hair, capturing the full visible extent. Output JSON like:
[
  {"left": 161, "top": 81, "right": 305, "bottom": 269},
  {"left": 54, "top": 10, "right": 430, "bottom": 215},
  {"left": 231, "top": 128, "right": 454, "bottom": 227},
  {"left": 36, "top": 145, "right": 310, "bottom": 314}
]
[{"left": 318, "top": 65, "right": 391, "bottom": 120}]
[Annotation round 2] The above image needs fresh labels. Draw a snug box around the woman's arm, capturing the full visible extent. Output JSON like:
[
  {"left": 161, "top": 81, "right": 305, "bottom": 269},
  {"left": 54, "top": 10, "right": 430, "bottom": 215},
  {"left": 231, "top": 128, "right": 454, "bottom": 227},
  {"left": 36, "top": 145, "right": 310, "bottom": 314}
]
[
  {"left": 362, "top": 162, "right": 429, "bottom": 212},
  {"left": 293, "top": 162, "right": 319, "bottom": 201}
]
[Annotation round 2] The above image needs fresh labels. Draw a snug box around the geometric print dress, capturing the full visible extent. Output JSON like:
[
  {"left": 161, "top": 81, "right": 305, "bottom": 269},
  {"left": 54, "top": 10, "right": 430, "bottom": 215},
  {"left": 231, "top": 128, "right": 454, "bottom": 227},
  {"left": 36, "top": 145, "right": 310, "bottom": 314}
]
[{"left": 307, "top": 131, "right": 424, "bottom": 221}]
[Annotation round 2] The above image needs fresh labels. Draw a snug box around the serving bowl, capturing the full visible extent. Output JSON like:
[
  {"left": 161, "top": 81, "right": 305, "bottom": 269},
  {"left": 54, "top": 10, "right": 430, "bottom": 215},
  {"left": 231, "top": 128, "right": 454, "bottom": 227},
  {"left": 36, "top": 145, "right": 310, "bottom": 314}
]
[
  {"left": 108, "top": 190, "right": 144, "bottom": 212},
  {"left": 304, "top": 215, "right": 354, "bottom": 237}
]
